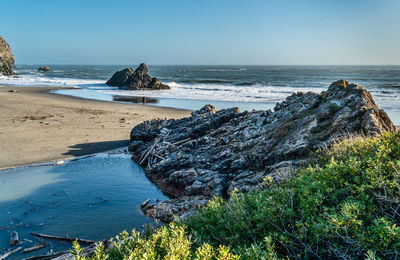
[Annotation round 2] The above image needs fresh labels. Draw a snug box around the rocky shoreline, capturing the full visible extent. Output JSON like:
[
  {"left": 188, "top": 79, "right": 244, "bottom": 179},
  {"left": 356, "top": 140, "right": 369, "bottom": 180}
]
[{"left": 129, "top": 80, "right": 395, "bottom": 222}]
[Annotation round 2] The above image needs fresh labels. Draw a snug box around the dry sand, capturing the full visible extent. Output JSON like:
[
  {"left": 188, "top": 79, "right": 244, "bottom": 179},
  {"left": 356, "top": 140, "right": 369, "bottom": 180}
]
[{"left": 0, "top": 85, "right": 191, "bottom": 169}]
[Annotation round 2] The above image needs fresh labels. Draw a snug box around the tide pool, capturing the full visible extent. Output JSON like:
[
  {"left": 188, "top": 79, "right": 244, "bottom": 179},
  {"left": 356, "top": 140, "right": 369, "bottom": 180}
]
[{"left": 0, "top": 150, "right": 167, "bottom": 259}]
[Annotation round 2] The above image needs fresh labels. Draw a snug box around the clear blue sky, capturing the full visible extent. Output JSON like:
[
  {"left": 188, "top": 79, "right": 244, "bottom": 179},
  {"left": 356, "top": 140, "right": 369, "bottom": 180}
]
[{"left": 1, "top": 0, "right": 399, "bottom": 65}]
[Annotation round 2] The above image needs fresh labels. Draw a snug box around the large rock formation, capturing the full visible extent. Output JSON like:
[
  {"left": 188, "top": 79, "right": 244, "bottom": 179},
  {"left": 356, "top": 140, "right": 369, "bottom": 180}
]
[
  {"left": 106, "top": 63, "right": 170, "bottom": 90},
  {"left": 0, "top": 35, "right": 15, "bottom": 75},
  {"left": 129, "top": 80, "right": 396, "bottom": 222}
]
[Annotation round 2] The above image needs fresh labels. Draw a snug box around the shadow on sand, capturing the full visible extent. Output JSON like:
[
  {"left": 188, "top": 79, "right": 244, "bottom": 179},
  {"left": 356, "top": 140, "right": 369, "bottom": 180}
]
[{"left": 63, "top": 140, "right": 130, "bottom": 156}]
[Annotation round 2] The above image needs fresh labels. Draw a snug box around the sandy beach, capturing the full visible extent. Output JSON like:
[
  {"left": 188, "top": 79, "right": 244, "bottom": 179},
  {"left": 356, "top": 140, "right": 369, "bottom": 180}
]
[{"left": 0, "top": 85, "right": 190, "bottom": 169}]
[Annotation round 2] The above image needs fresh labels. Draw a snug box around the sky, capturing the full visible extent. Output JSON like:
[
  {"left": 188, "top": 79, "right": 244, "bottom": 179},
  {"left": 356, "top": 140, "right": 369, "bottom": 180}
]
[{"left": 0, "top": 0, "right": 399, "bottom": 65}]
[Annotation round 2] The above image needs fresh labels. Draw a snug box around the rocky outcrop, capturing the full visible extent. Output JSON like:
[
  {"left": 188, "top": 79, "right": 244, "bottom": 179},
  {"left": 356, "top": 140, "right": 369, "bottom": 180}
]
[
  {"left": 129, "top": 80, "right": 395, "bottom": 222},
  {"left": 38, "top": 65, "right": 51, "bottom": 72},
  {"left": 106, "top": 63, "right": 170, "bottom": 90},
  {"left": 0, "top": 35, "right": 15, "bottom": 75}
]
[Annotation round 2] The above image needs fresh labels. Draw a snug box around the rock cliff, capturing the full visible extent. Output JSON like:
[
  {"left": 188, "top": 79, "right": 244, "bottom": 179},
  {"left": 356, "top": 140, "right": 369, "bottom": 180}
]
[
  {"left": 129, "top": 80, "right": 395, "bottom": 222},
  {"left": 0, "top": 35, "right": 15, "bottom": 75},
  {"left": 106, "top": 63, "right": 170, "bottom": 90}
]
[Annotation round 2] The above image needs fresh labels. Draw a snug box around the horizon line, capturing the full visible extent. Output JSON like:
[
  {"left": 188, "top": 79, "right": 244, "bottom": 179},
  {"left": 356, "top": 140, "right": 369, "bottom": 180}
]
[{"left": 14, "top": 64, "right": 400, "bottom": 66}]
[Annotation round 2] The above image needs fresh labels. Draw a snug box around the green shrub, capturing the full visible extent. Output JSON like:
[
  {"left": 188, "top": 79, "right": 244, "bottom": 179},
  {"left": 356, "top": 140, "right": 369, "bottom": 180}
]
[
  {"left": 187, "top": 132, "right": 400, "bottom": 258},
  {"left": 74, "top": 131, "right": 400, "bottom": 259},
  {"left": 77, "top": 223, "right": 238, "bottom": 259}
]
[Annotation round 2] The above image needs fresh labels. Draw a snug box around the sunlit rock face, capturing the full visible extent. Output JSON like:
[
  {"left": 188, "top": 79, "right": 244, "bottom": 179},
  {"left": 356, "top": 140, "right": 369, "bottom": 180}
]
[
  {"left": 129, "top": 80, "right": 395, "bottom": 222},
  {"left": 0, "top": 35, "right": 14, "bottom": 75}
]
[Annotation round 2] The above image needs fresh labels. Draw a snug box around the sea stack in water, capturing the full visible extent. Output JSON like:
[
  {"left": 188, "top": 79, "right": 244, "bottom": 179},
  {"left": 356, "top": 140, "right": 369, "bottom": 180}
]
[
  {"left": 106, "top": 63, "right": 170, "bottom": 90},
  {"left": 0, "top": 35, "right": 15, "bottom": 75},
  {"left": 129, "top": 80, "right": 395, "bottom": 222},
  {"left": 38, "top": 65, "right": 51, "bottom": 72}
]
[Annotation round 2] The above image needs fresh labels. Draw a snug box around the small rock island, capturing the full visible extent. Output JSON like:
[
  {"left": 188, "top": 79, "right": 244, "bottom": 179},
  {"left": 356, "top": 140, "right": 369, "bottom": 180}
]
[
  {"left": 106, "top": 63, "right": 170, "bottom": 90},
  {"left": 38, "top": 65, "right": 51, "bottom": 72}
]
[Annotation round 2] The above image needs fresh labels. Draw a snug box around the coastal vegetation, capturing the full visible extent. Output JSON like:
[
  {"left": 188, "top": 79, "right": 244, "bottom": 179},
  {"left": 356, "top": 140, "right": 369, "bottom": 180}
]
[{"left": 72, "top": 131, "right": 400, "bottom": 259}]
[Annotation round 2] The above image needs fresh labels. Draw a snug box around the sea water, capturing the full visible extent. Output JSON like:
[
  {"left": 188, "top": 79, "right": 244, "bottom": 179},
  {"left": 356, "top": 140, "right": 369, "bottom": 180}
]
[
  {"left": 0, "top": 65, "right": 399, "bottom": 123},
  {"left": 0, "top": 151, "right": 167, "bottom": 259}
]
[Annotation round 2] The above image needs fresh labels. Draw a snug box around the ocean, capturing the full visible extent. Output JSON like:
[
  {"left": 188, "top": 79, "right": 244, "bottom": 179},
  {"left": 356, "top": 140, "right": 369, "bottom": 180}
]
[{"left": 1, "top": 65, "right": 400, "bottom": 123}]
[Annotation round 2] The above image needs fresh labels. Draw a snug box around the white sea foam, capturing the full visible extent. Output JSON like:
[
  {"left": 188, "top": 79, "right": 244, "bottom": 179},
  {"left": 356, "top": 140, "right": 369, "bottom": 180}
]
[
  {"left": 0, "top": 74, "right": 104, "bottom": 88},
  {"left": 1, "top": 75, "right": 399, "bottom": 104},
  {"left": 99, "top": 81, "right": 400, "bottom": 104}
]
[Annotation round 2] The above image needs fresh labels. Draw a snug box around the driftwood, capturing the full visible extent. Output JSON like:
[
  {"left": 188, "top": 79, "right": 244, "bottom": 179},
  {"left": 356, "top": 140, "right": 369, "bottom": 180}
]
[
  {"left": 172, "top": 138, "right": 191, "bottom": 146},
  {"left": 139, "top": 129, "right": 171, "bottom": 165},
  {"left": 154, "top": 154, "right": 166, "bottom": 160},
  {"left": 30, "top": 233, "right": 95, "bottom": 245},
  {"left": 139, "top": 138, "right": 161, "bottom": 164},
  {"left": 22, "top": 251, "right": 69, "bottom": 260},
  {"left": 23, "top": 243, "right": 48, "bottom": 254},
  {"left": 136, "top": 129, "right": 193, "bottom": 171},
  {"left": 147, "top": 137, "right": 191, "bottom": 168},
  {"left": 10, "top": 231, "right": 19, "bottom": 247},
  {"left": 0, "top": 247, "right": 22, "bottom": 260}
]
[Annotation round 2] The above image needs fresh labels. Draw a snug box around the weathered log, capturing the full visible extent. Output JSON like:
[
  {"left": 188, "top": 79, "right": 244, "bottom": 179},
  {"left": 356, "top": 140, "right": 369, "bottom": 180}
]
[
  {"left": 0, "top": 247, "right": 22, "bottom": 260},
  {"left": 10, "top": 231, "right": 19, "bottom": 247},
  {"left": 139, "top": 137, "right": 162, "bottom": 165},
  {"left": 22, "top": 250, "right": 69, "bottom": 260},
  {"left": 30, "top": 233, "right": 95, "bottom": 245},
  {"left": 23, "top": 243, "right": 47, "bottom": 254},
  {"left": 140, "top": 129, "right": 172, "bottom": 166},
  {"left": 154, "top": 154, "right": 166, "bottom": 160},
  {"left": 172, "top": 138, "right": 191, "bottom": 146}
]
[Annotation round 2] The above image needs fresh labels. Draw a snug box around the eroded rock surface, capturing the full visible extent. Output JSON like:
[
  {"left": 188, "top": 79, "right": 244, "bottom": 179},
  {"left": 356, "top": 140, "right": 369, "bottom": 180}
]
[
  {"left": 129, "top": 80, "right": 395, "bottom": 222},
  {"left": 0, "top": 35, "right": 15, "bottom": 75},
  {"left": 106, "top": 63, "right": 170, "bottom": 90}
]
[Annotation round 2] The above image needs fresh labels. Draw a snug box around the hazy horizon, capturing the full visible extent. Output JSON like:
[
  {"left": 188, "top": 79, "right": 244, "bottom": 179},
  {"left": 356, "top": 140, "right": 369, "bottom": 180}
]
[
  {"left": 14, "top": 64, "right": 400, "bottom": 66},
  {"left": 2, "top": 0, "right": 400, "bottom": 65}
]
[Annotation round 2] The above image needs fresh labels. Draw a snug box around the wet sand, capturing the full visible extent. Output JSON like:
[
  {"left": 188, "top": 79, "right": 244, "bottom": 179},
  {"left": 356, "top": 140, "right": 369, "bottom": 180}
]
[{"left": 0, "top": 86, "right": 191, "bottom": 169}]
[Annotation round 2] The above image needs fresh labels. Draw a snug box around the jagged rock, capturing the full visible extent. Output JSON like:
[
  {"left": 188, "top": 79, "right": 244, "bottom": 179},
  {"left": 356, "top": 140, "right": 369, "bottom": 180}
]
[
  {"left": 142, "top": 196, "right": 209, "bottom": 223},
  {"left": 131, "top": 80, "right": 396, "bottom": 222},
  {"left": 38, "top": 65, "right": 51, "bottom": 72},
  {"left": 0, "top": 35, "right": 14, "bottom": 75},
  {"left": 106, "top": 63, "right": 170, "bottom": 90}
]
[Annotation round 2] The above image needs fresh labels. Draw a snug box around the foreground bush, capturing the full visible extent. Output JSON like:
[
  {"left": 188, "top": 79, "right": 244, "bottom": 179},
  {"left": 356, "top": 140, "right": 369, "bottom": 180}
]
[
  {"left": 188, "top": 132, "right": 400, "bottom": 258},
  {"left": 71, "top": 224, "right": 239, "bottom": 259},
  {"left": 75, "top": 131, "right": 400, "bottom": 259}
]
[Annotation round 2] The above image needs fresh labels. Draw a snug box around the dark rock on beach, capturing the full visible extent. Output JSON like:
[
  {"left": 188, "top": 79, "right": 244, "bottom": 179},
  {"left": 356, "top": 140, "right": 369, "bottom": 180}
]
[
  {"left": 0, "top": 35, "right": 15, "bottom": 75},
  {"left": 129, "top": 80, "right": 395, "bottom": 222},
  {"left": 38, "top": 65, "right": 51, "bottom": 72},
  {"left": 106, "top": 63, "right": 170, "bottom": 90}
]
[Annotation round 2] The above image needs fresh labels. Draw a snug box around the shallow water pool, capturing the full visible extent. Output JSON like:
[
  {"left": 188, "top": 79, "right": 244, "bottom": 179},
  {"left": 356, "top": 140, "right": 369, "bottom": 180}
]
[{"left": 0, "top": 150, "right": 167, "bottom": 259}]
